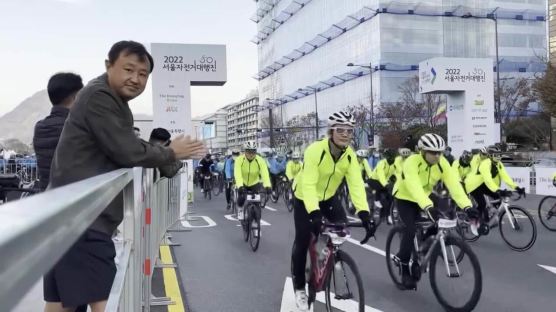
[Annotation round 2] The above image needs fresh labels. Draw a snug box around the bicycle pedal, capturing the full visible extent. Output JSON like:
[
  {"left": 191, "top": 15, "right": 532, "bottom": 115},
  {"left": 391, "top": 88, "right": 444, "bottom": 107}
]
[
  {"left": 448, "top": 273, "right": 461, "bottom": 278},
  {"left": 334, "top": 294, "right": 353, "bottom": 300}
]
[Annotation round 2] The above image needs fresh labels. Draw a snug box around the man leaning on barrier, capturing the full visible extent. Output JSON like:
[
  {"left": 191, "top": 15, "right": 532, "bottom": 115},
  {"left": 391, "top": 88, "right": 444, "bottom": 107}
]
[{"left": 45, "top": 40, "right": 207, "bottom": 312}]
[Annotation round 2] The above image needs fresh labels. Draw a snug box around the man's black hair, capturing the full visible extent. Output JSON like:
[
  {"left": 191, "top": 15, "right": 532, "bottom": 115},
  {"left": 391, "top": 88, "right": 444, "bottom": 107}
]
[
  {"left": 149, "top": 128, "right": 171, "bottom": 142},
  {"left": 47, "top": 72, "right": 83, "bottom": 106},
  {"left": 108, "top": 40, "right": 154, "bottom": 73}
]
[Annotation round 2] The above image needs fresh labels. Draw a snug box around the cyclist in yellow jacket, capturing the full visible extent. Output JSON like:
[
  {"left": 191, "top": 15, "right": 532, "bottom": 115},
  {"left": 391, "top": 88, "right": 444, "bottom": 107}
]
[
  {"left": 394, "top": 133, "right": 475, "bottom": 290},
  {"left": 234, "top": 141, "right": 272, "bottom": 219},
  {"left": 367, "top": 148, "right": 397, "bottom": 221},
  {"left": 356, "top": 149, "right": 373, "bottom": 180},
  {"left": 285, "top": 152, "right": 303, "bottom": 181},
  {"left": 394, "top": 148, "right": 412, "bottom": 181},
  {"left": 290, "top": 111, "right": 375, "bottom": 310},
  {"left": 452, "top": 150, "right": 472, "bottom": 182},
  {"left": 464, "top": 145, "right": 525, "bottom": 233}
]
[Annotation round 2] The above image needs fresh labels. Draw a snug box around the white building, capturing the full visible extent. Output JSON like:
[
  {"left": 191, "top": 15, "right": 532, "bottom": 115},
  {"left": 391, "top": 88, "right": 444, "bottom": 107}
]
[
  {"left": 253, "top": 0, "right": 547, "bottom": 146},
  {"left": 192, "top": 107, "right": 229, "bottom": 154},
  {"left": 227, "top": 93, "right": 260, "bottom": 150}
]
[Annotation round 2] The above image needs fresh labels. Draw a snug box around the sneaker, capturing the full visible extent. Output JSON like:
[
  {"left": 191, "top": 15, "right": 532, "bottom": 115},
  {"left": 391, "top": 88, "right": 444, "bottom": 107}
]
[
  {"left": 401, "top": 263, "right": 417, "bottom": 290},
  {"left": 387, "top": 215, "right": 393, "bottom": 225},
  {"left": 294, "top": 290, "right": 309, "bottom": 311},
  {"left": 237, "top": 208, "right": 244, "bottom": 220},
  {"left": 374, "top": 200, "right": 383, "bottom": 208}
]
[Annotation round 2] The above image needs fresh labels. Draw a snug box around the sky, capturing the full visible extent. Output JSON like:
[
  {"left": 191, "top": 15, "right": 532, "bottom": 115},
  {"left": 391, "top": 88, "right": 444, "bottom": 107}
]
[{"left": 0, "top": 0, "right": 258, "bottom": 118}]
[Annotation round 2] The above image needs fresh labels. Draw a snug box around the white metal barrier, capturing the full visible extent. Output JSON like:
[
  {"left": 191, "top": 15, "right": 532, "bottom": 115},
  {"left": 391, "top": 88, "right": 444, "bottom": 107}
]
[{"left": 0, "top": 166, "right": 187, "bottom": 312}]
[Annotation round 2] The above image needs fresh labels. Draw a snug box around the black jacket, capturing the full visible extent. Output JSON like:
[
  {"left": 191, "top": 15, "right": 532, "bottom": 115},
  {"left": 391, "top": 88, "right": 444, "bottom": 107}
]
[
  {"left": 33, "top": 106, "right": 70, "bottom": 190},
  {"left": 50, "top": 74, "right": 176, "bottom": 235}
]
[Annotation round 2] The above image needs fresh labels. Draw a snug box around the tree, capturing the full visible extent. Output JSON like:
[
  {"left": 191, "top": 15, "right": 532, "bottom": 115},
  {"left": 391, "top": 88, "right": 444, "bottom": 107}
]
[
  {"left": 497, "top": 77, "right": 536, "bottom": 124},
  {"left": 343, "top": 103, "right": 372, "bottom": 149},
  {"left": 504, "top": 114, "right": 550, "bottom": 149},
  {"left": 398, "top": 75, "right": 446, "bottom": 128},
  {"left": 533, "top": 62, "right": 556, "bottom": 117}
]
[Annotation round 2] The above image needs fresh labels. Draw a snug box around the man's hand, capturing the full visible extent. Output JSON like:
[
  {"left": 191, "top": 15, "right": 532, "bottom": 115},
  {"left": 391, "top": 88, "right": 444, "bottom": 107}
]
[
  {"left": 465, "top": 206, "right": 480, "bottom": 220},
  {"left": 169, "top": 135, "right": 207, "bottom": 160},
  {"left": 357, "top": 211, "right": 376, "bottom": 239}
]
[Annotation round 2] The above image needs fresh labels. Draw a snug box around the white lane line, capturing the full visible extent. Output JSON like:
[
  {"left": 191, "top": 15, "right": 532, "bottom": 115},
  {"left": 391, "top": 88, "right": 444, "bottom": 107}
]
[
  {"left": 346, "top": 238, "right": 386, "bottom": 257},
  {"left": 265, "top": 206, "right": 277, "bottom": 211},
  {"left": 224, "top": 214, "right": 271, "bottom": 226},
  {"left": 538, "top": 264, "right": 556, "bottom": 275},
  {"left": 281, "top": 277, "right": 382, "bottom": 312}
]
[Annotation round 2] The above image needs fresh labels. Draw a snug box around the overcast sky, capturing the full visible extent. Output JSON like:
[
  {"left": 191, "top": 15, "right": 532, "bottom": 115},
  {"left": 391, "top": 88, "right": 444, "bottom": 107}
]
[{"left": 0, "top": 0, "right": 257, "bottom": 118}]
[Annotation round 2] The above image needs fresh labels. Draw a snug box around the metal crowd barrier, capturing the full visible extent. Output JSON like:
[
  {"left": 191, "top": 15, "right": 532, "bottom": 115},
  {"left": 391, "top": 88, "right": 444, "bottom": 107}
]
[
  {"left": 0, "top": 165, "right": 187, "bottom": 312},
  {"left": 0, "top": 161, "right": 38, "bottom": 185}
]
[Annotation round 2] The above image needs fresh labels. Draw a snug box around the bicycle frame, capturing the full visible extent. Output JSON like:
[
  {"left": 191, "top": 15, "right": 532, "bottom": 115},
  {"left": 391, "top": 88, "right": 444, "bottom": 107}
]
[
  {"left": 414, "top": 218, "right": 461, "bottom": 278},
  {"left": 308, "top": 226, "right": 350, "bottom": 292}
]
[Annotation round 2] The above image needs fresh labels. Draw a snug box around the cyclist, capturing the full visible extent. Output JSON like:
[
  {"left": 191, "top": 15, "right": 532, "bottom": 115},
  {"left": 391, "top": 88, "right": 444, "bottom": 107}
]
[
  {"left": 367, "top": 147, "right": 380, "bottom": 169},
  {"left": 452, "top": 150, "right": 472, "bottom": 182},
  {"left": 267, "top": 152, "right": 287, "bottom": 197},
  {"left": 290, "top": 111, "right": 376, "bottom": 311},
  {"left": 367, "top": 148, "right": 397, "bottom": 221},
  {"left": 394, "top": 148, "right": 412, "bottom": 181},
  {"left": 356, "top": 149, "right": 373, "bottom": 181},
  {"left": 464, "top": 145, "right": 525, "bottom": 233},
  {"left": 393, "top": 133, "right": 476, "bottom": 290},
  {"left": 234, "top": 141, "right": 272, "bottom": 220},
  {"left": 224, "top": 149, "right": 240, "bottom": 210},
  {"left": 285, "top": 152, "right": 303, "bottom": 181},
  {"left": 198, "top": 154, "right": 213, "bottom": 193}
]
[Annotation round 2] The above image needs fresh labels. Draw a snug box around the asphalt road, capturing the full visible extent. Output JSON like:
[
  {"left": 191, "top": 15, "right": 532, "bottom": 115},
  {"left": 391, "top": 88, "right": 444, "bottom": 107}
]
[{"left": 169, "top": 188, "right": 556, "bottom": 312}]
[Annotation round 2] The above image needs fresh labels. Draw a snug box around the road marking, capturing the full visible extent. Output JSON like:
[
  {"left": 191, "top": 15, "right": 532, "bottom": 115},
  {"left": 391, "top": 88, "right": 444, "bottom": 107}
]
[
  {"left": 160, "top": 246, "right": 185, "bottom": 312},
  {"left": 224, "top": 214, "right": 271, "bottom": 226},
  {"left": 181, "top": 215, "right": 217, "bottom": 228},
  {"left": 538, "top": 264, "right": 556, "bottom": 275},
  {"left": 265, "top": 205, "right": 277, "bottom": 211},
  {"left": 346, "top": 238, "right": 386, "bottom": 257},
  {"left": 280, "top": 277, "right": 382, "bottom": 312}
]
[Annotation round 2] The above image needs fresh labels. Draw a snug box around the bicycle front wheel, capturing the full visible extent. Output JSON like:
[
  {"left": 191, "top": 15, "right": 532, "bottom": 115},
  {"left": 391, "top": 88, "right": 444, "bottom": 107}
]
[
  {"left": 429, "top": 235, "right": 482, "bottom": 312},
  {"left": 538, "top": 196, "right": 556, "bottom": 231},
  {"left": 325, "top": 250, "right": 365, "bottom": 312},
  {"left": 249, "top": 206, "right": 261, "bottom": 252},
  {"left": 385, "top": 226, "right": 405, "bottom": 289},
  {"left": 499, "top": 205, "right": 537, "bottom": 251}
]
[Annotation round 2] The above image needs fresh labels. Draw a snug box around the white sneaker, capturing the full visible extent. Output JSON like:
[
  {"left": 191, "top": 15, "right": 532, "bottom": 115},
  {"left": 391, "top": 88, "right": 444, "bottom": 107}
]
[
  {"left": 387, "top": 215, "right": 393, "bottom": 225},
  {"left": 295, "top": 290, "right": 309, "bottom": 311},
  {"left": 469, "top": 221, "right": 479, "bottom": 237},
  {"left": 374, "top": 200, "right": 383, "bottom": 208},
  {"left": 237, "top": 208, "right": 244, "bottom": 220}
]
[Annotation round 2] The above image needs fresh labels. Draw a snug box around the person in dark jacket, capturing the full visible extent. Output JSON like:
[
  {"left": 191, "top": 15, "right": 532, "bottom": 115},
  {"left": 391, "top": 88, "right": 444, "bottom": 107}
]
[
  {"left": 44, "top": 41, "right": 207, "bottom": 312},
  {"left": 33, "top": 73, "right": 83, "bottom": 191},
  {"left": 149, "top": 127, "right": 183, "bottom": 179}
]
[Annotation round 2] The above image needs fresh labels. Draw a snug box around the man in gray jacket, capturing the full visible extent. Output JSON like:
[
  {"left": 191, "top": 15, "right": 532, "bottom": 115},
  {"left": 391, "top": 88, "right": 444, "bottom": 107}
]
[{"left": 44, "top": 40, "right": 206, "bottom": 312}]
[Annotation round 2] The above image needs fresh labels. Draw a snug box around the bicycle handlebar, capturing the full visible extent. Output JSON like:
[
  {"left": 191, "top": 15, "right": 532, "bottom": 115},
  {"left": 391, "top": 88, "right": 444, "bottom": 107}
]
[{"left": 322, "top": 221, "right": 373, "bottom": 245}]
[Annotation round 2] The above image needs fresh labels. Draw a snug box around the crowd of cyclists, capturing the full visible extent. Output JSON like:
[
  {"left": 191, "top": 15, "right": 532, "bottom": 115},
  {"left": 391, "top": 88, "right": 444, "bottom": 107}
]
[{"left": 192, "top": 109, "right": 538, "bottom": 311}]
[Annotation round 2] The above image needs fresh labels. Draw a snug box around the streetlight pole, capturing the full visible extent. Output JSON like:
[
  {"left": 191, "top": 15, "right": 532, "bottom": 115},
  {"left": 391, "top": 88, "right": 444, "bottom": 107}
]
[
  {"left": 300, "top": 87, "right": 319, "bottom": 140},
  {"left": 347, "top": 62, "right": 374, "bottom": 147}
]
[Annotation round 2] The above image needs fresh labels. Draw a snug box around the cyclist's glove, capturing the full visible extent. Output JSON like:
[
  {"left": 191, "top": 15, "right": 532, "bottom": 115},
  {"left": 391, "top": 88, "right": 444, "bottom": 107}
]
[
  {"left": 516, "top": 187, "right": 525, "bottom": 195},
  {"left": 265, "top": 187, "right": 272, "bottom": 195},
  {"left": 465, "top": 206, "right": 480, "bottom": 220},
  {"left": 357, "top": 211, "right": 376, "bottom": 238},
  {"left": 308, "top": 210, "right": 324, "bottom": 237},
  {"left": 238, "top": 186, "right": 245, "bottom": 194}
]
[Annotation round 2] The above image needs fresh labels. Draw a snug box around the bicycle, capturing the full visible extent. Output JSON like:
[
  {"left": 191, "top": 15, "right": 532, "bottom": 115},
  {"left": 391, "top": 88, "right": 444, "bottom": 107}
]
[
  {"left": 538, "top": 195, "right": 556, "bottom": 231},
  {"left": 282, "top": 179, "right": 294, "bottom": 212},
  {"left": 386, "top": 209, "right": 483, "bottom": 312},
  {"left": 240, "top": 189, "right": 269, "bottom": 252},
  {"left": 457, "top": 189, "right": 536, "bottom": 251},
  {"left": 304, "top": 221, "right": 373, "bottom": 311},
  {"left": 212, "top": 171, "right": 223, "bottom": 196},
  {"left": 202, "top": 173, "right": 212, "bottom": 200},
  {"left": 270, "top": 173, "right": 286, "bottom": 203}
]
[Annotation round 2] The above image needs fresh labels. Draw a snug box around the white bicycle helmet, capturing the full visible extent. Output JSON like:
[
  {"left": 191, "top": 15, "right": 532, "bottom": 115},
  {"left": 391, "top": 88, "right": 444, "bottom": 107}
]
[
  {"left": 327, "top": 111, "right": 355, "bottom": 127},
  {"left": 292, "top": 152, "right": 301, "bottom": 159},
  {"left": 243, "top": 140, "right": 257, "bottom": 151},
  {"left": 356, "top": 149, "right": 368, "bottom": 158},
  {"left": 399, "top": 148, "right": 411, "bottom": 157},
  {"left": 417, "top": 133, "right": 446, "bottom": 152}
]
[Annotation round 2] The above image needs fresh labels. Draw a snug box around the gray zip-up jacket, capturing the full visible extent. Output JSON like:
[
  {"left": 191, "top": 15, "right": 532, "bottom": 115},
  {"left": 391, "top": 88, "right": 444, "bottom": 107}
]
[{"left": 50, "top": 74, "right": 176, "bottom": 235}]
